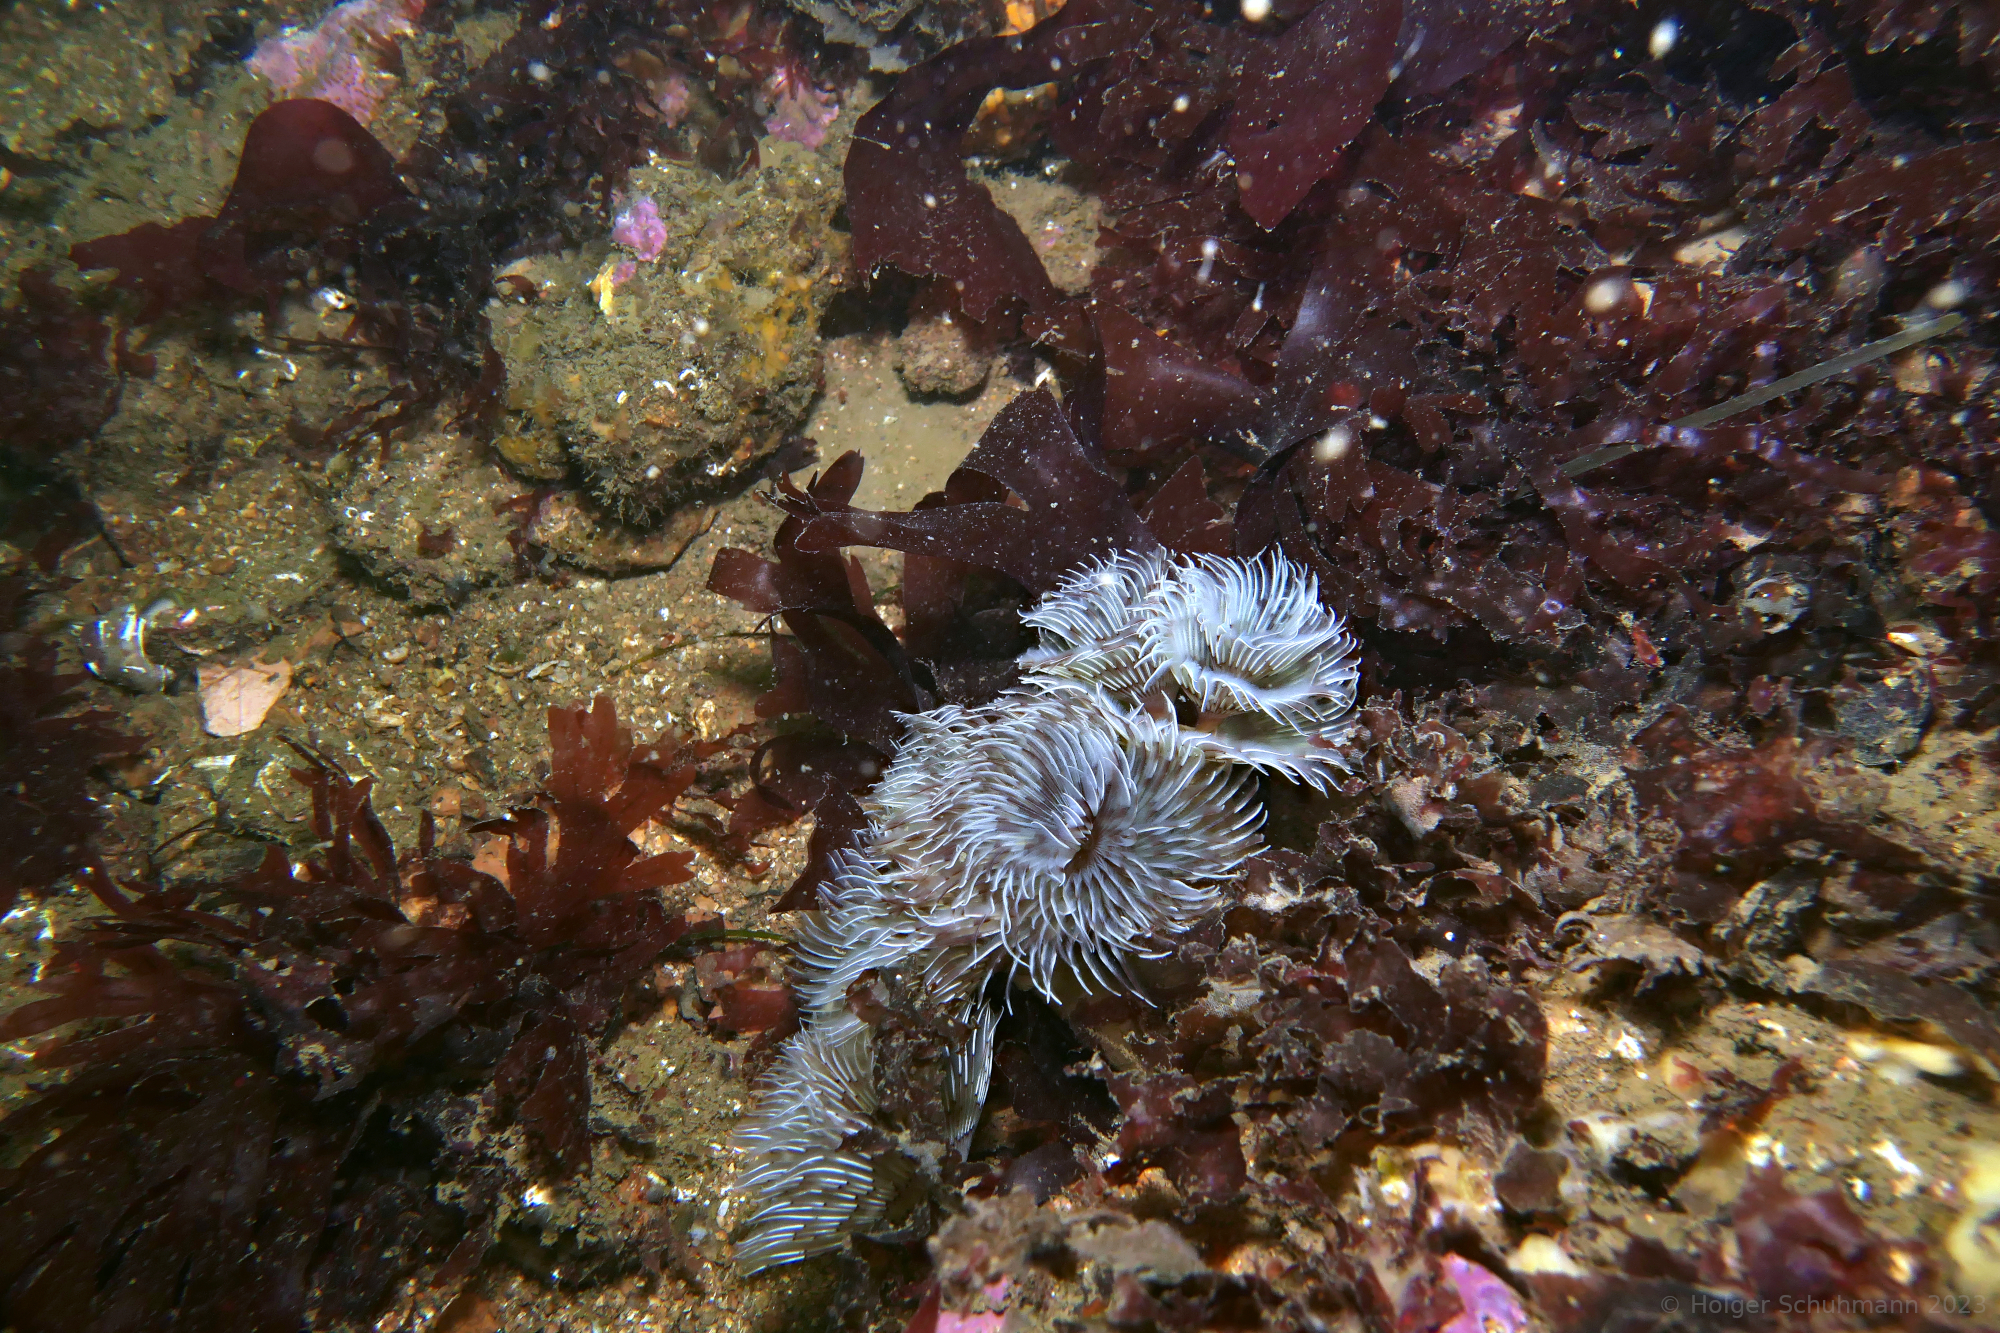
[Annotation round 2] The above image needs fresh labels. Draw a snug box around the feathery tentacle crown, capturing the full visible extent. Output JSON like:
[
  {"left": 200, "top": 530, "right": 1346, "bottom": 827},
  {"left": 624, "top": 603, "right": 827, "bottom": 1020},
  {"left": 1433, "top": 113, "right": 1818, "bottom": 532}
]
[
  {"left": 733, "top": 544, "right": 1359, "bottom": 1271},
  {"left": 1026, "top": 547, "right": 1362, "bottom": 790},
  {"left": 864, "top": 688, "right": 1263, "bottom": 1001},
  {"left": 730, "top": 1020, "right": 909, "bottom": 1273},
  {"left": 1017, "top": 545, "right": 1170, "bottom": 695}
]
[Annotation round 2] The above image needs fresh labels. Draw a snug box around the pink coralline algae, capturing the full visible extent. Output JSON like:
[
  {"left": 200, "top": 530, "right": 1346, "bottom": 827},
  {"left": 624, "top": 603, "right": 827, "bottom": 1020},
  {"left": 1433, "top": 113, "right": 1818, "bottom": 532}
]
[
  {"left": 246, "top": 0, "right": 425, "bottom": 125},
  {"left": 1436, "top": 1255, "right": 1531, "bottom": 1333},
  {"left": 926, "top": 1279, "right": 1010, "bottom": 1333},
  {"left": 761, "top": 66, "right": 838, "bottom": 149},
  {"left": 935, "top": 1305, "right": 1006, "bottom": 1333},
  {"left": 611, "top": 195, "right": 668, "bottom": 262},
  {"left": 653, "top": 72, "right": 696, "bottom": 126}
]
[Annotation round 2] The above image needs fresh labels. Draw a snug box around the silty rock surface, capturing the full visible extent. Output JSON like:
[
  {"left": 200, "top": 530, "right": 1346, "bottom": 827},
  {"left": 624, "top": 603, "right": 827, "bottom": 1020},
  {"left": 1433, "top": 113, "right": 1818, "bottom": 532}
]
[{"left": 494, "top": 142, "right": 847, "bottom": 522}]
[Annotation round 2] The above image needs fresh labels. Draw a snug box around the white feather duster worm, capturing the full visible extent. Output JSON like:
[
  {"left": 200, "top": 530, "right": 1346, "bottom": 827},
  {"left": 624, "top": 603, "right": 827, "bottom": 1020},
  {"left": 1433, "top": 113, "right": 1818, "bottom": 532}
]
[
  {"left": 1147, "top": 549, "right": 1361, "bottom": 790},
  {"left": 732, "top": 687, "right": 1261, "bottom": 1270},
  {"left": 865, "top": 685, "right": 1263, "bottom": 1000},
  {"left": 1017, "top": 546, "right": 1170, "bottom": 694},
  {"left": 731, "top": 1019, "right": 908, "bottom": 1272},
  {"left": 1019, "top": 546, "right": 1361, "bottom": 790},
  {"left": 735, "top": 854, "right": 1001, "bottom": 1272},
  {"left": 733, "top": 544, "right": 1363, "bottom": 1272},
  {"left": 791, "top": 851, "right": 1002, "bottom": 1139}
]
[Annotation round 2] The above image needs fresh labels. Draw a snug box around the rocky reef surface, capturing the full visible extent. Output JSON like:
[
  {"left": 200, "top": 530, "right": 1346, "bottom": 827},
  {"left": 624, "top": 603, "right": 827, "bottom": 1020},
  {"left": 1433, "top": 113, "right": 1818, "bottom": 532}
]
[{"left": 2, "top": 0, "right": 1999, "bottom": 1330}]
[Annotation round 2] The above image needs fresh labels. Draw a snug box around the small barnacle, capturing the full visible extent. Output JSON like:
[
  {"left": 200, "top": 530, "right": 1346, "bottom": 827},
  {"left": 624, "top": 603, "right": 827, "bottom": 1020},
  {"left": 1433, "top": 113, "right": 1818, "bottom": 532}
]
[
  {"left": 1739, "top": 570, "right": 1811, "bottom": 635},
  {"left": 79, "top": 596, "right": 179, "bottom": 693},
  {"left": 1556, "top": 911, "right": 1717, "bottom": 990}
]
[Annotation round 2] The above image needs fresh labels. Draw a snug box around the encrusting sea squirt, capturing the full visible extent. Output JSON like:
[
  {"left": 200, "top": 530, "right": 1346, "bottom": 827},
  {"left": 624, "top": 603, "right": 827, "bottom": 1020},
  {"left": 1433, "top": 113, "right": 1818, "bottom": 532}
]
[{"left": 731, "top": 543, "right": 1361, "bottom": 1270}]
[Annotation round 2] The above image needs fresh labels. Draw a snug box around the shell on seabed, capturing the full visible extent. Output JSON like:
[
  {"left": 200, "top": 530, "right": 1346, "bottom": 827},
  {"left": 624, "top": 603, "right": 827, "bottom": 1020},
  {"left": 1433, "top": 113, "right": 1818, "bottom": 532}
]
[{"left": 79, "top": 597, "right": 179, "bottom": 693}]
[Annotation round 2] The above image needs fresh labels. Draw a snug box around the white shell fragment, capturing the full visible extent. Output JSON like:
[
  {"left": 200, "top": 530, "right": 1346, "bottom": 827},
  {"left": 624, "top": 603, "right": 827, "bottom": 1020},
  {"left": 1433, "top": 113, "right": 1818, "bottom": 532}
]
[{"left": 198, "top": 659, "right": 295, "bottom": 737}]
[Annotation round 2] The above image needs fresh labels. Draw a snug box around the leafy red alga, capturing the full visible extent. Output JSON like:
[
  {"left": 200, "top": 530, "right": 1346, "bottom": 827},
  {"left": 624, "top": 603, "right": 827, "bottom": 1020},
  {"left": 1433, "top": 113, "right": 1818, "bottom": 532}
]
[
  {"left": 0, "top": 697, "right": 717, "bottom": 1332},
  {"left": 1229, "top": 0, "right": 1404, "bottom": 228},
  {"left": 779, "top": 391, "right": 1161, "bottom": 595},
  {"left": 704, "top": 386, "right": 1212, "bottom": 901},
  {"left": 0, "top": 577, "right": 141, "bottom": 915},
  {"left": 0, "top": 271, "right": 133, "bottom": 466}
]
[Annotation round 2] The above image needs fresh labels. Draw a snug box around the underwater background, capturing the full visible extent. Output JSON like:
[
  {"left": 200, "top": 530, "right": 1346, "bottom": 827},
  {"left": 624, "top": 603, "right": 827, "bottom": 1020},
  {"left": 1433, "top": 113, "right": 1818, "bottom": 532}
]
[{"left": 2, "top": 0, "right": 1999, "bottom": 1328}]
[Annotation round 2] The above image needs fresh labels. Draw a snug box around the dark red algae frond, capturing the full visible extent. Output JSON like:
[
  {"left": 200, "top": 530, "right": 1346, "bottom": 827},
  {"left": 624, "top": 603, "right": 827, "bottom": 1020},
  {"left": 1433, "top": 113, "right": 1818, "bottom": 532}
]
[
  {"left": 1525, "top": 1166, "right": 1926, "bottom": 1332},
  {"left": 708, "top": 389, "right": 1172, "bottom": 705},
  {"left": 0, "top": 573, "right": 142, "bottom": 916},
  {"left": 0, "top": 269, "right": 137, "bottom": 469},
  {"left": 839, "top": 0, "right": 2000, "bottom": 713},
  {"left": 707, "top": 451, "right": 924, "bottom": 906},
  {"left": 706, "top": 390, "right": 1221, "bottom": 907},
  {"left": 68, "top": 99, "right": 405, "bottom": 326},
  {"left": 66, "top": 97, "right": 452, "bottom": 449},
  {"left": 0, "top": 698, "right": 721, "bottom": 1332}
]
